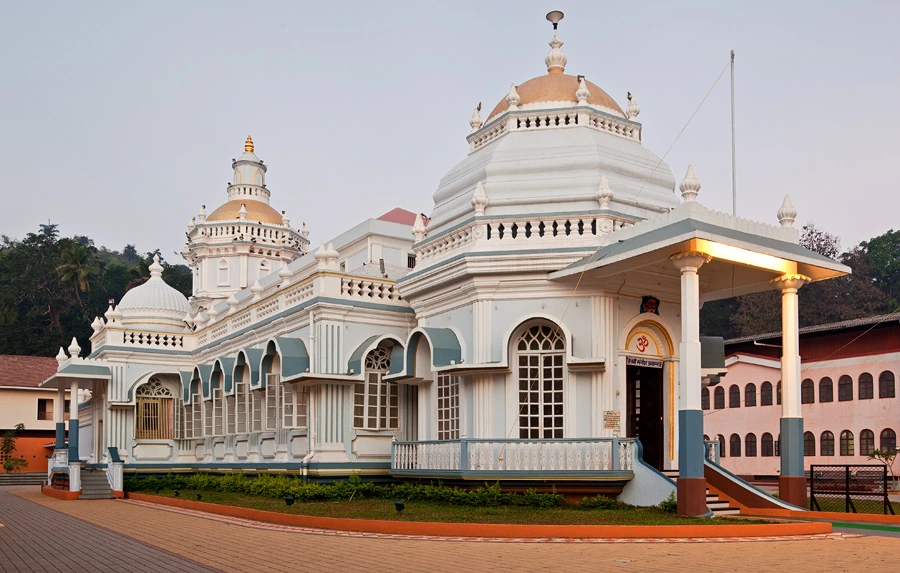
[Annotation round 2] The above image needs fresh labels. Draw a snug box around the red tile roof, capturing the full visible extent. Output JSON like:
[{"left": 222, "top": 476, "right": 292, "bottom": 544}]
[
  {"left": 377, "top": 208, "right": 418, "bottom": 226},
  {"left": 0, "top": 355, "right": 60, "bottom": 388}
]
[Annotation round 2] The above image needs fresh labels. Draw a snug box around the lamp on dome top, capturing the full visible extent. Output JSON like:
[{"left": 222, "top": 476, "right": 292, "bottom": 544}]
[{"left": 546, "top": 10, "right": 564, "bottom": 29}]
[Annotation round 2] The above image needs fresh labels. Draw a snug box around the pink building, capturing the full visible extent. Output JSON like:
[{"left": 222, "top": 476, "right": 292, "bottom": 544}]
[{"left": 703, "top": 314, "right": 899, "bottom": 478}]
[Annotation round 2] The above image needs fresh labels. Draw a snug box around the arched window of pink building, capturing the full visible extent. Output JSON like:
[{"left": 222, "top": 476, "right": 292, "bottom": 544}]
[
  {"left": 776, "top": 381, "right": 782, "bottom": 405},
  {"left": 821, "top": 431, "right": 835, "bottom": 456},
  {"left": 730, "top": 434, "right": 741, "bottom": 457},
  {"left": 760, "top": 382, "right": 773, "bottom": 406},
  {"left": 714, "top": 386, "right": 725, "bottom": 409},
  {"left": 860, "top": 429, "right": 875, "bottom": 456},
  {"left": 881, "top": 428, "right": 897, "bottom": 451},
  {"left": 761, "top": 433, "right": 774, "bottom": 456},
  {"left": 840, "top": 430, "right": 854, "bottom": 456},
  {"left": 819, "top": 377, "right": 834, "bottom": 402},
  {"left": 804, "top": 432, "right": 815, "bottom": 456},
  {"left": 701, "top": 387, "right": 710, "bottom": 410},
  {"left": 717, "top": 434, "right": 726, "bottom": 457},
  {"left": 775, "top": 433, "right": 780, "bottom": 457},
  {"left": 745, "top": 383, "right": 756, "bottom": 407},
  {"left": 880, "top": 371, "right": 896, "bottom": 399},
  {"left": 801, "top": 379, "right": 814, "bottom": 404},
  {"left": 838, "top": 375, "right": 853, "bottom": 401},
  {"left": 745, "top": 433, "right": 757, "bottom": 457},
  {"left": 729, "top": 385, "right": 740, "bottom": 408},
  {"left": 859, "top": 373, "right": 874, "bottom": 400}
]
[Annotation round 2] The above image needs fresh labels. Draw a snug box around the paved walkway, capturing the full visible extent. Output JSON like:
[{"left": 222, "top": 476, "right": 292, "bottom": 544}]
[{"left": 3, "top": 485, "right": 900, "bottom": 572}]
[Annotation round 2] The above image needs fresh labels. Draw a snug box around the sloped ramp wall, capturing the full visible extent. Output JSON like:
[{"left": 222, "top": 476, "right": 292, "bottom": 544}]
[
  {"left": 618, "top": 441, "right": 676, "bottom": 507},
  {"left": 705, "top": 460, "right": 805, "bottom": 511}
]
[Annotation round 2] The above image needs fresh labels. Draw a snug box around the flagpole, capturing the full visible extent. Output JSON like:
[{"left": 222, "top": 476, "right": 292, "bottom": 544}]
[{"left": 731, "top": 49, "right": 737, "bottom": 216}]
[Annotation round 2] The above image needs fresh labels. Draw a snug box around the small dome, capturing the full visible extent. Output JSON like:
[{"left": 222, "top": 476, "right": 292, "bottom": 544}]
[
  {"left": 487, "top": 73, "right": 623, "bottom": 122},
  {"left": 207, "top": 200, "right": 285, "bottom": 224},
  {"left": 118, "top": 255, "right": 191, "bottom": 316}
]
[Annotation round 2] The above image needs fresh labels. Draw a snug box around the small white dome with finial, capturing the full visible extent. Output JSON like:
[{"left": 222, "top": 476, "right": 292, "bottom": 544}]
[
  {"left": 680, "top": 165, "right": 701, "bottom": 203},
  {"left": 68, "top": 337, "right": 81, "bottom": 359},
  {"left": 412, "top": 213, "right": 427, "bottom": 242},
  {"left": 506, "top": 84, "right": 521, "bottom": 110},
  {"left": 226, "top": 294, "right": 239, "bottom": 314},
  {"left": 197, "top": 205, "right": 207, "bottom": 223},
  {"left": 544, "top": 11, "right": 567, "bottom": 73},
  {"left": 56, "top": 347, "right": 68, "bottom": 365},
  {"left": 777, "top": 195, "right": 798, "bottom": 228},
  {"left": 576, "top": 76, "right": 590, "bottom": 104},
  {"left": 116, "top": 254, "right": 191, "bottom": 332},
  {"left": 596, "top": 175, "right": 614, "bottom": 209},
  {"left": 471, "top": 181, "right": 489, "bottom": 216},
  {"left": 469, "top": 102, "right": 483, "bottom": 132},
  {"left": 626, "top": 92, "right": 640, "bottom": 120}
]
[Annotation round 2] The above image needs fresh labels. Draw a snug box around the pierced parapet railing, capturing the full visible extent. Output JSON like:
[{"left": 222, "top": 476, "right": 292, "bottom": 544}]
[
  {"left": 340, "top": 278, "right": 403, "bottom": 302},
  {"left": 392, "top": 438, "right": 635, "bottom": 475},
  {"left": 124, "top": 331, "right": 185, "bottom": 349}
]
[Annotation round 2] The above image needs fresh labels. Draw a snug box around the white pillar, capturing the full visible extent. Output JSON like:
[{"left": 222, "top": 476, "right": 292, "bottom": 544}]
[
  {"left": 69, "top": 380, "right": 80, "bottom": 463},
  {"left": 54, "top": 386, "right": 65, "bottom": 449}
]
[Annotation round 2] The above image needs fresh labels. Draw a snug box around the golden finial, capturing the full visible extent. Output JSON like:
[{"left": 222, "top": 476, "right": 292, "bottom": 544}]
[{"left": 244, "top": 135, "right": 254, "bottom": 153}]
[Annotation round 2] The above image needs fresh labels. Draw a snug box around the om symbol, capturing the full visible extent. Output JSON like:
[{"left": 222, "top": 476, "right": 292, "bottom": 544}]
[{"left": 636, "top": 335, "right": 650, "bottom": 353}]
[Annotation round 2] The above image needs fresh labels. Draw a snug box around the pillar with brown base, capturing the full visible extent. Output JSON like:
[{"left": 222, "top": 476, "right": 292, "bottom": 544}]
[{"left": 772, "top": 274, "right": 810, "bottom": 507}]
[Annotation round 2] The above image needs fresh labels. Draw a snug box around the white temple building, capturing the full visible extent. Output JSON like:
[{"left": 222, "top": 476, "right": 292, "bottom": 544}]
[{"left": 42, "top": 12, "right": 849, "bottom": 515}]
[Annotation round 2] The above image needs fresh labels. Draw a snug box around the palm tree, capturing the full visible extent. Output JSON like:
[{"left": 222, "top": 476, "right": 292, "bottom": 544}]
[{"left": 57, "top": 243, "right": 97, "bottom": 306}]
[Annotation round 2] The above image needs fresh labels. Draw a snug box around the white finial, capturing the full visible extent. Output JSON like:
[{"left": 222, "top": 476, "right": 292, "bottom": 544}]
[
  {"left": 278, "top": 262, "right": 294, "bottom": 280},
  {"left": 576, "top": 76, "right": 590, "bottom": 104},
  {"left": 412, "top": 213, "right": 427, "bottom": 242},
  {"left": 680, "top": 165, "right": 701, "bottom": 203},
  {"left": 777, "top": 195, "right": 798, "bottom": 228},
  {"left": 596, "top": 175, "right": 613, "bottom": 209},
  {"left": 226, "top": 294, "right": 239, "bottom": 314},
  {"left": 68, "top": 337, "right": 81, "bottom": 359},
  {"left": 506, "top": 84, "right": 520, "bottom": 111},
  {"left": 471, "top": 181, "right": 489, "bottom": 216},
  {"left": 544, "top": 11, "right": 567, "bottom": 74},
  {"left": 626, "top": 92, "right": 640, "bottom": 120},
  {"left": 56, "top": 347, "right": 68, "bottom": 364},
  {"left": 238, "top": 204, "right": 247, "bottom": 221},
  {"left": 251, "top": 279, "right": 264, "bottom": 301},
  {"left": 314, "top": 243, "right": 339, "bottom": 271},
  {"left": 194, "top": 311, "right": 207, "bottom": 326},
  {"left": 110, "top": 305, "right": 122, "bottom": 323},
  {"left": 104, "top": 303, "right": 115, "bottom": 322},
  {"left": 187, "top": 217, "right": 195, "bottom": 231},
  {"left": 281, "top": 210, "right": 290, "bottom": 226},
  {"left": 149, "top": 253, "right": 164, "bottom": 279},
  {"left": 207, "top": 304, "right": 220, "bottom": 319},
  {"left": 469, "top": 102, "right": 483, "bottom": 132},
  {"left": 197, "top": 205, "right": 207, "bottom": 222},
  {"left": 183, "top": 312, "right": 194, "bottom": 327},
  {"left": 91, "top": 316, "right": 103, "bottom": 333},
  {"left": 301, "top": 222, "right": 309, "bottom": 238}
]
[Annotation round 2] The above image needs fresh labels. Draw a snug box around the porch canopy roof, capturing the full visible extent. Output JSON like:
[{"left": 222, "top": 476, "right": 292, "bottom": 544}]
[
  {"left": 41, "top": 362, "right": 111, "bottom": 391},
  {"left": 548, "top": 203, "right": 850, "bottom": 303}
]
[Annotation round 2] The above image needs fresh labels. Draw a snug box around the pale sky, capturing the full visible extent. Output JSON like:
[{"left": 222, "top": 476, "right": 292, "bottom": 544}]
[{"left": 3, "top": 1, "right": 897, "bottom": 261}]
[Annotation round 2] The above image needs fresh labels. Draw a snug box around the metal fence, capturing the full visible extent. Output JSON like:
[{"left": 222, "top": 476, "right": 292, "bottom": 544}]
[{"left": 810, "top": 464, "right": 895, "bottom": 515}]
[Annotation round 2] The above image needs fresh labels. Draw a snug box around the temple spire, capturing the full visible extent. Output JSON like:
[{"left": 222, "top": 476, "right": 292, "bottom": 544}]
[
  {"left": 244, "top": 135, "right": 254, "bottom": 153},
  {"left": 544, "top": 11, "right": 567, "bottom": 73}
]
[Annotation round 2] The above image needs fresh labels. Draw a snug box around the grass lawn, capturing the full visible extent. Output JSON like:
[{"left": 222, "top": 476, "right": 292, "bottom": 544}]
[
  {"left": 143, "top": 489, "right": 763, "bottom": 526},
  {"left": 808, "top": 496, "right": 900, "bottom": 515}
]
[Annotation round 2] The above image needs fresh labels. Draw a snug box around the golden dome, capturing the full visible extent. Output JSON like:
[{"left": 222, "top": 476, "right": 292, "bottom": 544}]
[
  {"left": 206, "top": 200, "right": 284, "bottom": 225},
  {"left": 487, "top": 73, "right": 623, "bottom": 122}
]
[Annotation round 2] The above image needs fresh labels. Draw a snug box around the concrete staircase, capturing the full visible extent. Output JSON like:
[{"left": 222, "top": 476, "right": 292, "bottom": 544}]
[
  {"left": 0, "top": 473, "right": 47, "bottom": 486},
  {"left": 662, "top": 469, "right": 740, "bottom": 516},
  {"left": 79, "top": 469, "right": 114, "bottom": 500}
]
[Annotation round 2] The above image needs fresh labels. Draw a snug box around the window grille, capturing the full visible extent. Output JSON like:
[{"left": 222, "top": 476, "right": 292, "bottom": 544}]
[
  {"left": 354, "top": 342, "right": 399, "bottom": 430},
  {"left": 226, "top": 394, "right": 236, "bottom": 435},
  {"left": 761, "top": 433, "right": 774, "bottom": 457},
  {"left": 236, "top": 376, "right": 248, "bottom": 434},
  {"left": 729, "top": 385, "right": 740, "bottom": 408},
  {"left": 407, "top": 254, "right": 416, "bottom": 269},
  {"left": 714, "top": 386, "right": 725, "bottom": 409},
  {"left": 838, "top": 375, "right": 853, "bottom": 401},
  {"left": 859, "top": 373, "right": 874, "bottom": 400},
  {"left": 212, "top": 382, "right": 224, "bottom": 435},
  {"left": 880, "top": 371, "right": 896, "bottom": 399},
  {"left": 745, "top": 433, "right": 757, "bottom": 457},
  {"left": 881, "top": 428, "right": 897, "bottom": 451},
  {"left": 840, "top": 430, "right": 855, "bottom": 456},
  {"left": 729, "top": 434, "right": 741, "bottom": 457},
  {"left": 283, "top": 383, "right": 308, "bottom": 429},
  {"left": 516, "top": 325, "right": 565, "bottom": 439},
  {"left": 801, "top": 379, "right": 815, "bottom": 404},
  {"left": 804, "top": 432, "right": 816, "bottom": 456},
  {"left": 821, "top": 431, "right": 835, "bottom": 456},
  {"left": 135, "top": 378, "right": 176, "bottom": 440},
  {"left": 761, "top": 382, "right": 773, "bottom": 406},
  {"left": 437, "top": 374, "right": 460, "bottom": 441},
  {"left": 860, "top": 429, "right": 875, "bottom": 456},
  {"left": 204, "top": 400, "right": 213, "bottom": 437},
  {"left": 264, "top": 374, "right": 281, "bottom": 432},
  {"left": 819, "top": 377, "right": 834, "bottom": 402},
  {"left": 701, "top": 387, "right": 709, "bottom": 410},
  {"left": 252, "top": 389, "right": 263, "bottom": 432},
  {"left": 745, "top": 383, "right": 757, "bottom": 407}
]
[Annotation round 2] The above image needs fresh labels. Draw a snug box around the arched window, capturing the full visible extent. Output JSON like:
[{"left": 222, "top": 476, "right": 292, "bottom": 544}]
[
  {"left": 258, "top": 259, "right": 270, "bottom": 278},
  {"left": 135, "top": 377, "right": 179, "bottom": 440},
  {"left": 714, "top": 386, "right": 725, "bottom": 409},
  {"left": 776, "top": 381, "right": 782, "bottom": 405},
  {"left": 729, "top": 385, "right": 740, "bottom": 408},
  {"left": 801, "top": 379, "right": 815, "bottom": 404},
  {"left": 188, "top": 378, "right": 202, "bottom": 439},
  {"left": 819, "top": 377, "right": 833, "bottom": 403},
  {"left": 516, "top": 325, "right": 565, "bottom": 439},
  {"left": 234, "top": 358, "right": 250, "bottom": 434},
  {"left": 838, "top": 375, "right": 853, "bottom": 401},
  {"left": 437, "top": 374, "right": 460, "bottom": 441},
  {"left": 730, "top": 434, "right": 742, "bottom": 457},
  {"left": 761, "top": 382, "right": 773, "bottom": 406},
  {"left": 701, "top": 387, "right": 710, "bottom": 410},
  {"left": 354, "top": 341, "right": 399, "bottom": 431},
  {"left": 761, "top": 433, "right": 774, "bottom": 457},
  {"left": 717, "top": 434, "right": 726, "bottom": 458},
  {"left": 210, "top": 369, "right": 224, "bottom": 435},
  {"left": 217, "top": 258, "right": 230, "bottom": 286},
  {"left": 745, "top": 433, "right": 757, "bottom": 457},
  {"left": 821, "top": 431, "right": 835, "bottom": 456},
  {"left": 859, "top": 373, "right": 874, "bottom": 400},
  {"left": 804, "top": 432, "right": 816, "bottom": 456},
  {"left": 745, "top": 383, "right": 757, "bottom": 407},
  {"left": 881, "top": 428, "right": 897, "bottom": 451},
  {"left": 840, "top": 430, "right": 855, "bottom": 456},
  {"left": 879, "top": 371, "right": 896, "bottom": 399},
  {"left": 860, "top": 429, "right": 875, "bottom": 456}
]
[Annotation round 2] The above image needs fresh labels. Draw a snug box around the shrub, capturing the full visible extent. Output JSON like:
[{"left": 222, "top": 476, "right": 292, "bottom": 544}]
[
  {"left": 658, "top": 491, "right": 677, "bottom": 514},
  {"left": 577, "top": 494, "right": 618, "bottom": 510}
]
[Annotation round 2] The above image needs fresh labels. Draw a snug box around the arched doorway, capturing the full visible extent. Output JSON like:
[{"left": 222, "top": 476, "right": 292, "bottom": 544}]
[{"left": 623, "top": 321, "right": 673, "bottom": 470}]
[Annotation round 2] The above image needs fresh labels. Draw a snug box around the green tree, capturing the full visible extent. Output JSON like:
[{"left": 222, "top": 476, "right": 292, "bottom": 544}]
[
  {"left": 57, "top": 243, "right": 98, "bottom": 307},
  {"left": 1, "top": 423, "right": 28, "bottom": 473},
  {"left": 862, "top": 229, "right": 900, "bottom": 308}
]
